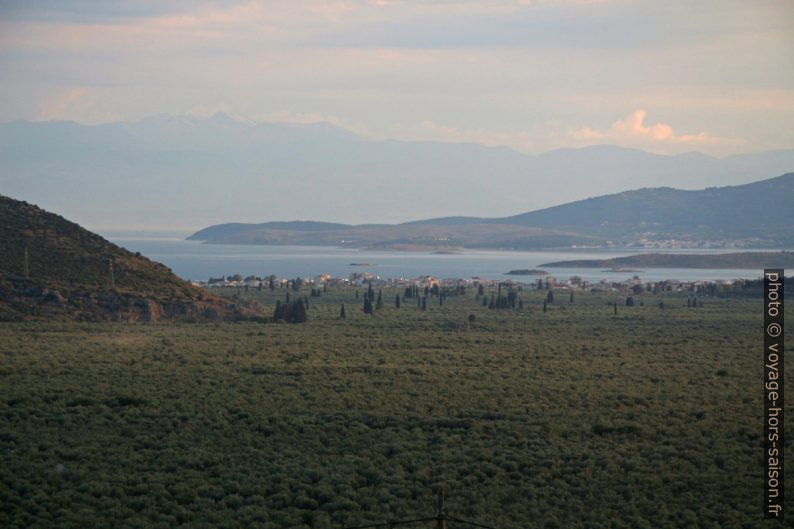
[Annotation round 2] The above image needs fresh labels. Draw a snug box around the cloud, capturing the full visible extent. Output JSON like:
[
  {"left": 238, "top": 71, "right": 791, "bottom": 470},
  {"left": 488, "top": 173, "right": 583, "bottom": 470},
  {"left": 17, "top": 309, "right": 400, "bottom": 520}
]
[
  {"left": 1, "top": 2, "right": 789, "bottom": 157},
  {"left": 572, "top": 109, "right": 743, "bottom": 148},
  {"left": 35, "top": 87, "right": 120, "bottom": 123}
]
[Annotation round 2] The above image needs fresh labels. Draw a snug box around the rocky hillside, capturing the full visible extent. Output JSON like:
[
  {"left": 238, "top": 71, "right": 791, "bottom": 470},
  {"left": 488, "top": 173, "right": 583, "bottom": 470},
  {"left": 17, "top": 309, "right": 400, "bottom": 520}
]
[{"left": 0, "top": 195, "right": 263, "bottom": 322}]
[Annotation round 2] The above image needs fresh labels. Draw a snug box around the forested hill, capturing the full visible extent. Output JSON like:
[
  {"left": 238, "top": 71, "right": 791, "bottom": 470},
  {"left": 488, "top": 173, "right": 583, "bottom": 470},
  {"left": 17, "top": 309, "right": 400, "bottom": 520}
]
[
  {"left": 495, "top": 172, "right": 794, "bottom": 243},
  {"left": 0, "top": 195, "right": 262, "bottom": 322},
  {"left": 189, "top": 173, "right": 794, "bottom": 248}
]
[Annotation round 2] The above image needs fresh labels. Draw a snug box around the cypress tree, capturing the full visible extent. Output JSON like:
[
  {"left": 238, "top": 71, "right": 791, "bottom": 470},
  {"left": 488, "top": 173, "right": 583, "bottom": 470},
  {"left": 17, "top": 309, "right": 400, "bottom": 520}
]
[
  {"left": 570, "top": 291, "right": 574, "bottom": 303},
  {"left": 395, "top": 295, "right": 400, "bottom": 308},
  {"left": 613, "top": 302, "right": 618, "bottom": 315},
  {"left": 543, "top": 299, "right": 547, "bottom": 313},
  {"left": 339, "top": 303, "right": 346, "bottom": 319},
  {"left": 421, "top": 297, "right": 427, "bottom": 311},
  {"left": 546, "top": 290, "right": 554, "bottom": 303},
  {"left": 293, "top": 299, "right": 307, "bottom": 323}
]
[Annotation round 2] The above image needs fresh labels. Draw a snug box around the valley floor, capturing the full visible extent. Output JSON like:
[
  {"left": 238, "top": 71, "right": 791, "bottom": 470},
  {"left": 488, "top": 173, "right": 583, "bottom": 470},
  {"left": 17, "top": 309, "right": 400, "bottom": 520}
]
[{"left": 0, "top": 288, "right": 788, "bottom": 528}]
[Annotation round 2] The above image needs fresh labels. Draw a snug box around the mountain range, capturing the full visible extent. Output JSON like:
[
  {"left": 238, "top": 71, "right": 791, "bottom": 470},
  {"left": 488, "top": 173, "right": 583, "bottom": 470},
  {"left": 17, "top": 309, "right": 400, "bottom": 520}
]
[
  {"left": 1, "top": 113, "right": 793, "bottom": 229},
  {"left": 189, "top": 172, "right": 794, "bottom": 249}
]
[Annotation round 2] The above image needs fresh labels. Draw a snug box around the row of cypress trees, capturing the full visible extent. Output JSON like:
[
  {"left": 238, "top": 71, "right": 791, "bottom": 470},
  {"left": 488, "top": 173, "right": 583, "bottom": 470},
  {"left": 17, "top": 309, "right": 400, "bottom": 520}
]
[{"left": 273, "top": 298, "right": 307, "bottom": 323}]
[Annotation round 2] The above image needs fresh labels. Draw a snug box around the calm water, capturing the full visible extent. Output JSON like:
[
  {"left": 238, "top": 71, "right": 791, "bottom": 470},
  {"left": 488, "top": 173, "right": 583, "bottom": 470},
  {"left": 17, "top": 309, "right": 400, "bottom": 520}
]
[{"left": 103, "top": 232, "right": 772, "bottom": 283}]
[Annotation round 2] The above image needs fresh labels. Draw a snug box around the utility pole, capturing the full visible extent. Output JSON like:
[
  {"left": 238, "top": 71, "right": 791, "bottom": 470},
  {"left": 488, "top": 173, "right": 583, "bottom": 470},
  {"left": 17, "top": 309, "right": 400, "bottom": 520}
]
[
  {"left": 436, "top": 490, "right": 447, "bottom": 529},
  {"left": 23, "top": 246, "right": 30, "bottom": 280}
]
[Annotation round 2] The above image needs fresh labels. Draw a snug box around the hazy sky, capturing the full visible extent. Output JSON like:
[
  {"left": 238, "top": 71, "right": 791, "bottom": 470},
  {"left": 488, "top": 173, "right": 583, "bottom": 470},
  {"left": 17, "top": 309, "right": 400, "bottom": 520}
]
[{"left": 0, "top": 0, "right": 792, "bottom": 156}]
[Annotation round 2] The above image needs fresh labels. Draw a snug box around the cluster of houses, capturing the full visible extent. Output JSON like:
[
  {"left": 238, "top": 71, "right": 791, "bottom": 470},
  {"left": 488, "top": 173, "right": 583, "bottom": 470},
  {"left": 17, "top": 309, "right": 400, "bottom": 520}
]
[{"left": 193, "top": 272, "right": 738, "bottom": 295}]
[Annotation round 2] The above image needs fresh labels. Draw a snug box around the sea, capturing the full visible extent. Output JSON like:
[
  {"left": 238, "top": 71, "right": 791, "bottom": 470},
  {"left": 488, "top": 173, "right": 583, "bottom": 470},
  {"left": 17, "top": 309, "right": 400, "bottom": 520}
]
[{"left": 101, "top": 230, "right": 777, "bottom": 284}]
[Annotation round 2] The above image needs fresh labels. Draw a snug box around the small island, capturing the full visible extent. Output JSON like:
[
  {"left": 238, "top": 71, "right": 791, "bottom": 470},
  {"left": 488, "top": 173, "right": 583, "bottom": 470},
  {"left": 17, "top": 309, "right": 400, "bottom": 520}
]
[
  {"left": 505, "top": 269, "right": 549, "bottom": 275},
  {"left": 349, "top": 263, "right": 376, "bottom": 267}
]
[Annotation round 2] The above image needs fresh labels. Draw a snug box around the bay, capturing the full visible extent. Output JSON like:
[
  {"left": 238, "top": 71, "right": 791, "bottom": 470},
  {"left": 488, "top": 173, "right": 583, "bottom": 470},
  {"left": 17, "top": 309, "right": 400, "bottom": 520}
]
[{"left": 103, "top": 231, "right": 774, "bottom": 283}]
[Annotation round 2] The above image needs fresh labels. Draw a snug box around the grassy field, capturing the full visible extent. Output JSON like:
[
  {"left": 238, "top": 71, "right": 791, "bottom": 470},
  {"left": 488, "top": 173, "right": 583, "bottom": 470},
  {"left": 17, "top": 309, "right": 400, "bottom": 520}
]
[{"left": 0, "top": 286, "right": 789, "bottom": 528}]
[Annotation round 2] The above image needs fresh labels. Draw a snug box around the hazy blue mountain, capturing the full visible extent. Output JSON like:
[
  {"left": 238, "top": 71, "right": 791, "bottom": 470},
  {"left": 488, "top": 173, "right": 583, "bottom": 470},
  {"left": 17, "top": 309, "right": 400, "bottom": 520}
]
[
  {"left": 189, "top": 173, "right": 794, "bottom": 249},
  {"left": 1, "top": 113, "right": 792, "bottom": 230},
  {"left": 495, "top": 172, "right": 794, "bottom": 245}
]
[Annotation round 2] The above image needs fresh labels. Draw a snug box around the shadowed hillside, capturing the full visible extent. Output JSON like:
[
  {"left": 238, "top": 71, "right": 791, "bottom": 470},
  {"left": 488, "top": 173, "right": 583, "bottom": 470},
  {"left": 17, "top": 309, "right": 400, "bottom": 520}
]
[{"left": 0, "top": 195, "right": 263, "bottom": 322}]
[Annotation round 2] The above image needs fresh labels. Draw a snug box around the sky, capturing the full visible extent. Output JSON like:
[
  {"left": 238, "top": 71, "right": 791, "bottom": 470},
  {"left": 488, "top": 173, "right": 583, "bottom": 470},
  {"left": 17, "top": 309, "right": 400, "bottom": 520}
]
[{"left": 0, "top": 0, "right": 792, "bottom": 157}]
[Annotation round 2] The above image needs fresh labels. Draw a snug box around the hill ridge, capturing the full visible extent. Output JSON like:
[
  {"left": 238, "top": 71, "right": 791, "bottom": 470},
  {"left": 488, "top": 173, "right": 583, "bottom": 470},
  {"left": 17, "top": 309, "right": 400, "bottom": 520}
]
[
  {"left": 2, "top": 116, "right": 793, "bottom": 227},
  {"left": 188, "top": 172, "right": 794, "bottom": 249},
  {"left": 0, "top": 195, "right": 263, "bottom": 322}
]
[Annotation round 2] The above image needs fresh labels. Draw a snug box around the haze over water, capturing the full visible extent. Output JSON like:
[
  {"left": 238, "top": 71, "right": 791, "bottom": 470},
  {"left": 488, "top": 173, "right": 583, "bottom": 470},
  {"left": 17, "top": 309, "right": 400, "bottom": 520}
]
[{"left": 106, "top": 233, "right": 774, "bottom": 284}]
